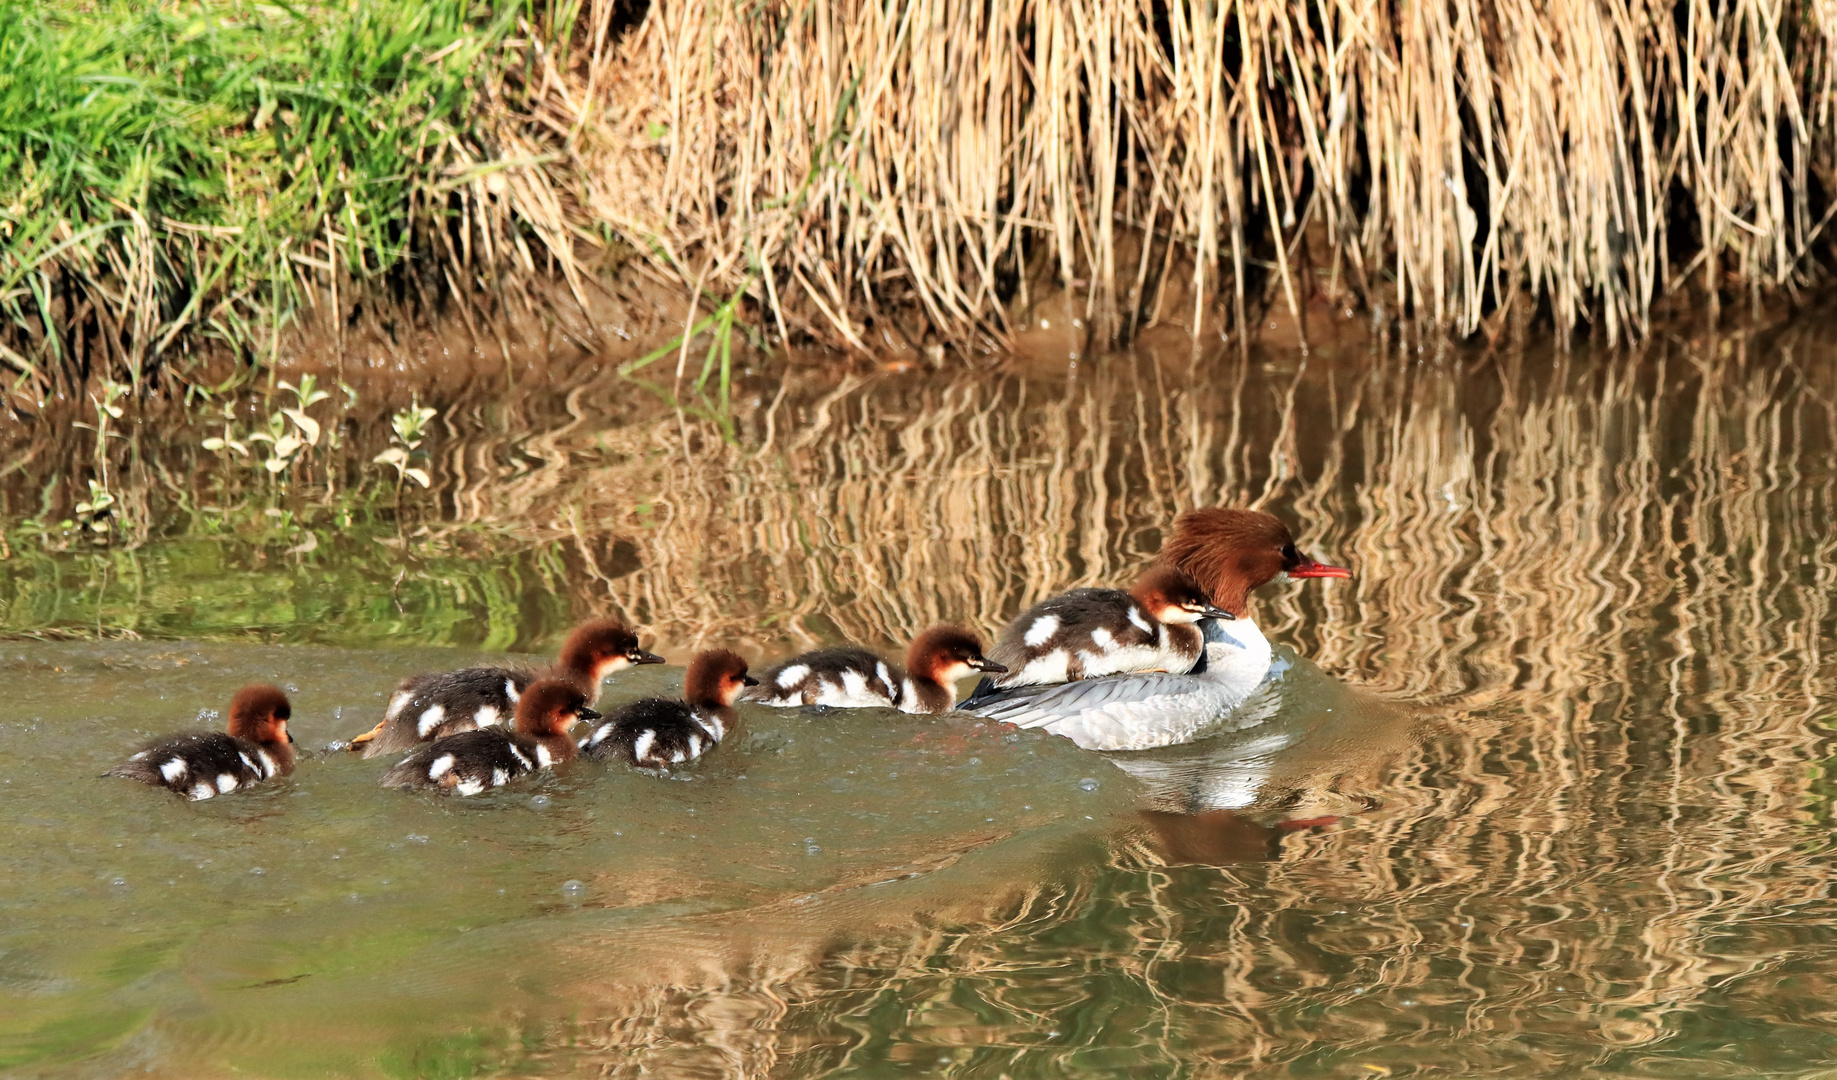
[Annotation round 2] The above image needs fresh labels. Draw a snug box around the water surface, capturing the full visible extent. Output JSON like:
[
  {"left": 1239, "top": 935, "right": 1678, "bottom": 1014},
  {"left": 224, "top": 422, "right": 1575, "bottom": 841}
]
[{"left": 3, "top": 315, "right": 1837, "bottom": 1077}]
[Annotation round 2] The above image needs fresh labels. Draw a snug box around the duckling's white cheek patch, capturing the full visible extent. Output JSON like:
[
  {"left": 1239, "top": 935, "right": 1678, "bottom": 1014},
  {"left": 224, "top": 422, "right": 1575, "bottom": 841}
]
[
  {"left": 1024, "top": 615, "right": 1062, "bottom": 647},
  {"left": 159, "top": 759, "right": 188, "bottom": 784},
  {"left": 776, "top": 664, "right": 810, "bottom": 689},
  {"left": 474, "top": 705, "right": 500, "bottom": 728},
  {"left": 416, "top": 705, "right": 447, "bottom": 738}
]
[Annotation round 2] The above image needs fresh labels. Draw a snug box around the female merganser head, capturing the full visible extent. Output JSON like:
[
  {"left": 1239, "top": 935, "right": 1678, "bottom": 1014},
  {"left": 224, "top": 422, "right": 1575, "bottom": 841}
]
[
  {"left": 380, "top": 678, "right": 599, "bottom": 795},
  {"left": 985, "top": 567, "right": 1230, "bottom": 691},
  {"left": 741, "top": 627, "right": 1000, "bottom": 714},
  {"left": 347, "top": 618, "right": 662, "bottom": 757},
  {"left": 106, "top": 684, "right": 297, "bottom": 800},
  {"left": 1156, "top": 509, "right": 1350, "bottom": 617},
  {"left": 580, "top": 649, "right": 756, "bottom": 768}
]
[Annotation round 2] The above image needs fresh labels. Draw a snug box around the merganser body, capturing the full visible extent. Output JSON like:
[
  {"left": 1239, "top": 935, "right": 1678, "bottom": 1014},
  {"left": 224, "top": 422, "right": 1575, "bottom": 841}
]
[
  {"left": 986, "top": 566, "right": 1231, "bottom": 689},
  {"left": 106, "top": 684, "right": 297, "bottom": 800},
  {"left": 580, "top": 650, "right": 754, "bottom": 769},
  {"left": 742, "top": 626, "right": 1004, "bottom": 714},
  {"left": 964, "top": 509, "right": 1349, "bottom": 751},
  {"left": 380, "top": 679, "right": 597, "bottom": 795},
  {"left": 347, "top": 619, "right": 661, "bottom": 757}
]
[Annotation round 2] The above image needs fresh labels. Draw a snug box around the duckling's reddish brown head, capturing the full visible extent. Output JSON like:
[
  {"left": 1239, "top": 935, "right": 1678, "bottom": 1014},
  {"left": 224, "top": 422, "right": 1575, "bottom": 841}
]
[
  {"left": 1156, "top": 509, "right": 1350, "bottom": 617},
  {"left": 227, "top": 684, "right": 293, "bottom": 747},
  {"left": 516, "top": 679, "right": 601, "bottom": 737},
  {"left": 558, "top": 618, "right": 664, "bottom": 683},
  {"left": 907, "top": 625, "right": 1006, "bottom": 684},
  {"left": 1128, "top": 565, "right": 1235, "bottom": 625},
  {"left": 684, "top": 650, "right": 756, "bottom": 708}
]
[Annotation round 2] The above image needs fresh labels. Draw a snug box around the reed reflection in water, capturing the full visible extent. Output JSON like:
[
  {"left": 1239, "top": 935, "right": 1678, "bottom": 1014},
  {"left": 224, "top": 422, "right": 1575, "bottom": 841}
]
[
  {"left": 376, "top": 319, "right": 1837, "bottom": 1076},
  {"left": 6, "top": 312, "right": 1837, "bottom": 1077}
]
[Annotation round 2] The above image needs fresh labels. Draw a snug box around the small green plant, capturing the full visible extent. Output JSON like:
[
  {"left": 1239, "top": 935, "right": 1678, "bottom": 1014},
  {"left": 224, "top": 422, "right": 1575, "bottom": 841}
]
[
  {"left": 202, "top": 375, "right": 331, "bottom": 477},
  {"left": 375, "top": 402, "right": 437, "bottom": 489},
  {"left": 71, "top": 478, "right": 116, "bottom": 535},
  {"left": 67, "top": 381, "right": 128, "bottom": 538}
]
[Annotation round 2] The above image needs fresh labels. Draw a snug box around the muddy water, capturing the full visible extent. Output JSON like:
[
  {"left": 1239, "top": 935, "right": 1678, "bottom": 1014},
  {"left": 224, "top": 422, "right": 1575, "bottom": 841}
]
[{"left": 4, "top": 313, "right": 1837, "bottom": 1077}]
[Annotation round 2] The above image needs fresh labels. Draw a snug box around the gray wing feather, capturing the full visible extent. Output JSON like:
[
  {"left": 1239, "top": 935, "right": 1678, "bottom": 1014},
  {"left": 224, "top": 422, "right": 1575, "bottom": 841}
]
[{"left": 968, "top": 673, "right": 1228, "bottom": 727}]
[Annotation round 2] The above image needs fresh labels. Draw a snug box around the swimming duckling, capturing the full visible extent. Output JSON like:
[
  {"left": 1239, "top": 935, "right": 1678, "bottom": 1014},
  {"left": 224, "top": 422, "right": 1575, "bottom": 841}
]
[
  {"left": 986, "top": 566, "right": 1232, "bottom": 689},
  {"left": 379, "top": 679, "right": 597, "bottom": 796},
  {"left": 743, "top": 625, "right": 1005, "bottom": 714},
  {"left": 580, "top": 650, "right": 754, "bottom": 769},
  {"left": 347, "top": 618, "right": 660, "bottom": 757},
  {"left": 106, "top": 684, "right": 297, "bottom": 801}
]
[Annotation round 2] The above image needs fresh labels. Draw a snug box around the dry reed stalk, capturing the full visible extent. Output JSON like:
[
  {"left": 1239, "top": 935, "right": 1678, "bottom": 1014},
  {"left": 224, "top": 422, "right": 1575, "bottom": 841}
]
[{"left": 492, "top": 0, "right": 1837, "bottom": 353}]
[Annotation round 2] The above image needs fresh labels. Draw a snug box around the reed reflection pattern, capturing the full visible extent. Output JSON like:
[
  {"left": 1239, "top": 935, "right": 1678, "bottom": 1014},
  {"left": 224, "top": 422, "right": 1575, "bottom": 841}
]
[
  {"left": 3, "top": 317, "right": 1837, "bottom": 1076},
  {"left": 536, "top": 327, "right": 1837, "bottom": 1076}
]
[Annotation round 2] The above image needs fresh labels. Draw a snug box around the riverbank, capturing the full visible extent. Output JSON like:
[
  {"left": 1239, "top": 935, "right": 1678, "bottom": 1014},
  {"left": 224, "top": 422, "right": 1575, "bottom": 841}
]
[{"left": 4, "top": 0, "right": 1835, "bottom": 407}]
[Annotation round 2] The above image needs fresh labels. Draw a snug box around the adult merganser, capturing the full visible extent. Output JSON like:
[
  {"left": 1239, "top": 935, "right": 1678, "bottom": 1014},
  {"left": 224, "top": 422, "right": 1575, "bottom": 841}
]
[
  {"left": 964, "top": 509, "right": 1350, "bottom": 751},
  {"left": 105, "top": 684, "right": 297, "bottom": 800},
  {"left": 741, "top": 626, "right": 1005, "bottom": 714},
  {"left": 579, "top": 650, "right": 754, "bottom": 769},
  {"left": 985, "top": 566, "right": 1232, "bottom": 689},
  {"left": 347, "top": 618, "right": 661, "bottom": 757},
  {"left": 379, "top": 679, "right": 598, "bottom": 795}
]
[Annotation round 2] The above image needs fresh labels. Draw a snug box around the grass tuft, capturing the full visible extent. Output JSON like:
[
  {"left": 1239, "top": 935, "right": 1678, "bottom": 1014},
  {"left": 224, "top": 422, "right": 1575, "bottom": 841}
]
[{"left": 0, "top": 0, "right": 522, "bottom": 399}]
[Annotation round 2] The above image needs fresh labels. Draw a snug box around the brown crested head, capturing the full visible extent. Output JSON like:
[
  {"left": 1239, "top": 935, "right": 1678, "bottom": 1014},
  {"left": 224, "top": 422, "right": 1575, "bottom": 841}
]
[
  {"left": 558, "top": 618, "right": 664, "bottom": 682},
  {"left": 1155, "top": 508, "right": 1351, "bottom": 617},
  {"left": 1128, "top": 565, "right": 1234, "bottom": 624},
  {"left": 683, "top": 649, "right": 757, "bottom": 708},
  {"left": 907, "top": 625, "right": 1007, "bottom": 683},
  {"left": 516, "top": 679, "right": 600, "bottom": 737},
  {"left": 227, "top": 684, "right": 293, "bottom": 746}
]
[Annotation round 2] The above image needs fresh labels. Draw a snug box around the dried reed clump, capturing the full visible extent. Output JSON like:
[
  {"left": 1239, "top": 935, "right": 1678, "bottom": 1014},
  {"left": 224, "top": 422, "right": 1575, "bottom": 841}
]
[{"left": 502, "top": 0, "right": 1837, "bottom": 354}]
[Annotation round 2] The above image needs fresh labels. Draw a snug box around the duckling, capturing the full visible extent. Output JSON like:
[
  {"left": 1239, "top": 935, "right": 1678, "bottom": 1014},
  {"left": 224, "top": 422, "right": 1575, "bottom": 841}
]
[
  {"left": 379, "top": 679, "right": 597, "bottom": 796},
  {"left": 743, "top": 625, "right": 1005, "bottom": 714},
  {"left": 580, "top": 650, "right": 754, "bottom": 769},
  {"left": 106, "top": 684, "right": 297, "bottom": 800},
  {"left": 347, "top": 618, "right": 661, "bottom": 757},
  {"left": 986, "top": 566, "right": 1233, "bottom": 689}
]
